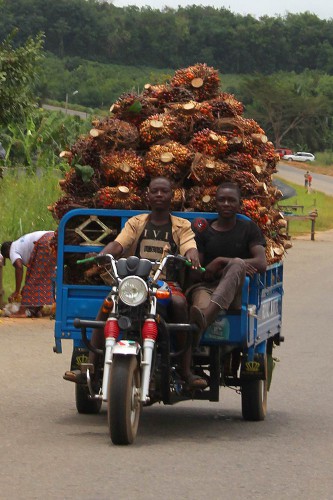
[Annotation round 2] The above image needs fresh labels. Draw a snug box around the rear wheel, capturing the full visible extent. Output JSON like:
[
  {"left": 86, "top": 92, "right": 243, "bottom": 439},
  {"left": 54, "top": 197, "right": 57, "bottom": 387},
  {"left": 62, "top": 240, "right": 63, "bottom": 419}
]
[
  {"left": 241, "top": 355, "right": 267, "bottom": 421},
  {"left": 75, "top": 384, "right": 102, "bottom": 414},
  {"left": 108, "top": 356, "right": 141, "bottom": 445}
]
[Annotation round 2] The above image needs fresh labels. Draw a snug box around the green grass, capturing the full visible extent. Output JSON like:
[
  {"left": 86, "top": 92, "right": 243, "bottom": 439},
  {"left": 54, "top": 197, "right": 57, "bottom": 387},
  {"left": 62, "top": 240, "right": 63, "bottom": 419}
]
[
  {"left": 0, "top": 170, "right": 60, "bottom": 239},
  {"left": 275, "top": 177, "right": 333, "bottom": 235},
  {"left": 312, "top": 151, "right": 333, "bottom": 168}
]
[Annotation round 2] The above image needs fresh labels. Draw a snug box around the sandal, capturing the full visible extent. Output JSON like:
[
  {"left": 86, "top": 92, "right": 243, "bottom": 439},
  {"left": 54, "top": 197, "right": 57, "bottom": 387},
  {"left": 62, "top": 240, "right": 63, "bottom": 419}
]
[
  {"left": 190, "top": 305, "right": 207, "bottom": 334},
  {"left": 182, "top": 372, "right": 208, "bottom": 390},
  {"left": 63, "top": 369, "right": 87, "bottom": 384}
]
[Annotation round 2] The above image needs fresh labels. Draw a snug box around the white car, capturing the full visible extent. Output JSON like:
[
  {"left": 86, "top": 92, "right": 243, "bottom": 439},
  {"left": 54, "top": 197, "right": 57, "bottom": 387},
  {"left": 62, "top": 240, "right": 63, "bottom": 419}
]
[{"left": 282, "top": 151, "right": 315, "bottom": 162}]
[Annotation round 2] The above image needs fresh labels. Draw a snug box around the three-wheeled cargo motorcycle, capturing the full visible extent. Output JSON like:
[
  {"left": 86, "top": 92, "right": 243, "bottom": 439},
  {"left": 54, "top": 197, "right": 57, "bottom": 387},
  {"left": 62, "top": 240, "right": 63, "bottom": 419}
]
[{"left": 54, "top": 208, "right": 284, "bottom": 445}]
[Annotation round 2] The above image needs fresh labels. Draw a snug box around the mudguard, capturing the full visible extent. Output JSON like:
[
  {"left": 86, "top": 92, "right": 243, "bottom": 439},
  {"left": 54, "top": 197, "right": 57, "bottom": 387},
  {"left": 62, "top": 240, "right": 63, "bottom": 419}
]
[{"left": 112, "top": 340, "right": 141, "bottom": 356}]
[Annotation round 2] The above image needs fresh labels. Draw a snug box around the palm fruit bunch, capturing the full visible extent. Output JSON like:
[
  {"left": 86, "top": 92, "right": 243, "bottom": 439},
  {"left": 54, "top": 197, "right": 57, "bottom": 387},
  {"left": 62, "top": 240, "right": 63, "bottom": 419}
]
[
  {"left": 110, "top": 92, "right": 159, "bottom": 126},
  {"left": 100, "top": 149, "right": 145, "bottom": 187},
  {"left": 190, "top": 129, "right": 228, "bottom": 158},
  {"left": 139, "top": 114, "right": 180, "bottom": 146},
  {"left": 59, "top": 166, "right": 107, "bottom": 198},
  {"left": 89, "top": 117, "right": 139, "bottom": 151},
  {"left": 66, "top": 136, "right": 101, "bottom": 169},
  {"left": 171, "top": 63, "right": 220, "bottom": 101},
  {"left": 186, "top": 186, "right": 218, "bottom": 212},
  {"left": 95, "top": 185, "right": 142, "bottom": 209},
  {"left": 241, "top": 199, "right": 269, "bottom": 229},
  {"left": 142, "top": 84, "right": 175, "bottom": 107},
  {"left": 52, "top": 62, "right": 289, "bottom": 263},
  {"left": 166, "top": 101, "right": 214, "bottom": 143},
  {"left": 189, "top": 154, "right": 230, "bottom": 186},
  {"left": 167, "top": 100, "right": 213, "bottom": 122},
  {"left": 144, "top": 141, "right": 193, "bottom": 182},
  {"left": 210, "top": 93, "right": 244, "bottom": 118},
  {"left": 170, "top": 188, "right": 186, "bottom": 211},
  {"left": 48, "top": 195, "right": 95, "bottom": 221},
  {"left": 143, "top": 83, "right": 195, "bottom": 107}
]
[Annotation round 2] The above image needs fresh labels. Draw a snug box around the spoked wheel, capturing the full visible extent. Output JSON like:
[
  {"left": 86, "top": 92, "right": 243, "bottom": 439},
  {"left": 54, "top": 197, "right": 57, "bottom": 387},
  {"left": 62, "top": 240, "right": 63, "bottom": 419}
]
[
  {"left": 241, "top": 356, "right": 267, "bottom": 421},
  {"left": 75, "top": 384, "right": 102, "bottom": 414},
  {"left": 107, "top": 355, "right": 141, "bottom": 445}
]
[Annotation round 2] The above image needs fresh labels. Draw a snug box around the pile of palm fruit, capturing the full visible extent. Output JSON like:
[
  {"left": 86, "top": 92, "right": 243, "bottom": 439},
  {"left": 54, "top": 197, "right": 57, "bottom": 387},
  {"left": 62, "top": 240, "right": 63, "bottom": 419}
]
[{"left": 49, "top": 63, "right": 291, "bottom": 264}]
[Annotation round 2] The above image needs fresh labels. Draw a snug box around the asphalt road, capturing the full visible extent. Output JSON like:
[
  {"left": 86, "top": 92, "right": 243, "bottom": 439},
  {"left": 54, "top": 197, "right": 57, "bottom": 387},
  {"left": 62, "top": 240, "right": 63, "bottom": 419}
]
[
  {"left": 1, "top": 162, "right": 333, "bottom": 499},
  {"left": 1, "top": 230, "right": 333, "bottom": 499},
  {"left": 275, "top": 162, "right": 333, "bottom": 196},
  {"left": 42, "top": 104, "right": 89, "bottom": 120}
]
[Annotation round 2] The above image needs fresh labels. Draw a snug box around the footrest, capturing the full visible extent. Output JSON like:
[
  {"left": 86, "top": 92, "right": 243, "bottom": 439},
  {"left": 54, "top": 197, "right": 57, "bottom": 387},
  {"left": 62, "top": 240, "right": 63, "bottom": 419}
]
[{"left": 80, "top": 362, "right": 95, "bottom": 374}]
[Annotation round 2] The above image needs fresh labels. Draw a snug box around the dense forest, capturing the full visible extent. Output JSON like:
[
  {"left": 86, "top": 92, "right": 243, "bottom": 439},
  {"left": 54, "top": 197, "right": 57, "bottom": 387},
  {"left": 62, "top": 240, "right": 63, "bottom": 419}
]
[{"left": 1, "top": 0, "right": 333, "bottom": 74}]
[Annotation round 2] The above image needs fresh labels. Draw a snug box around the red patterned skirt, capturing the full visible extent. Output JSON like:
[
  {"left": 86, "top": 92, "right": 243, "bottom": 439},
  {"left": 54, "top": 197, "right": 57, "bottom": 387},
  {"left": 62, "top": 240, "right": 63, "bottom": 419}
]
[{"left": 21, "top": 233, "right": 56, "bottom": 307}]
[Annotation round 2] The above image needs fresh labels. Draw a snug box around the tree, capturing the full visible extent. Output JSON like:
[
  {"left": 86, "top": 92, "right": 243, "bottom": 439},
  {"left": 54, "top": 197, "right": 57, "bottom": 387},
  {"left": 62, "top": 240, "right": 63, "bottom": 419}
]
[
  {"left": 240, "top": 72, "right": 331, "bottom": 150},
  {"left": 0, "top": 31, "right": 44, "bottom": 126}
]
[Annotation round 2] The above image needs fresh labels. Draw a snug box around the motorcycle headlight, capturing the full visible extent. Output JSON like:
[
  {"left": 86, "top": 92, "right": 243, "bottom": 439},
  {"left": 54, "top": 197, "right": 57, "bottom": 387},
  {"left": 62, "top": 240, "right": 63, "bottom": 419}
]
[{"left": 118, "top": 276, "right": 148, "bottom": 306}]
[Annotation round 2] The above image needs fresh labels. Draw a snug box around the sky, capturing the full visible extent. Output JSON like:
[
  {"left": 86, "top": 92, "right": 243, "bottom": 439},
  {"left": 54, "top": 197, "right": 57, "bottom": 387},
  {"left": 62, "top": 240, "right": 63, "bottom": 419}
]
[{"left": 112, "top": 0, "right": 333, "bottom": 20}]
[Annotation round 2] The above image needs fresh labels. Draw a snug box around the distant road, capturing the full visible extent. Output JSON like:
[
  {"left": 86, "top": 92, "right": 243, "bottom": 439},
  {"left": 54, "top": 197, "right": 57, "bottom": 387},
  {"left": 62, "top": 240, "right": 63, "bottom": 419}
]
[
  {"left": 42, "top": 104, "right": 89, "bottom": 119},
  {"left": 275, "top": 162, "right": 333, "bottom": 196}
]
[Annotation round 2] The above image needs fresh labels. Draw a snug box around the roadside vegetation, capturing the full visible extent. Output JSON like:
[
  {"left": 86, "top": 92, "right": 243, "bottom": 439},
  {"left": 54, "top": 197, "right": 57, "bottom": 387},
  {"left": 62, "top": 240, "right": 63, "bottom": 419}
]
[
  {"left": 1, "top": 15, "right": 333, "bottom": 303},
  {"left": 275, "top": 178, "right": 333, "bottom": 235},
  {"left": 0, "top": 170, "right": 60, "bottom": 302}
]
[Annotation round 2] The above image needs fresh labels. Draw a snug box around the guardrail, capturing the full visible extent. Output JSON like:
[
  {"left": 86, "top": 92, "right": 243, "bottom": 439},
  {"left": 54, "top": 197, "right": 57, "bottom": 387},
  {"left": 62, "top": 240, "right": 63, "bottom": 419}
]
[
  {"left": 278, "top": 204, "right": 304, "bottom": 213},
  {"left": 284, "top": 214, "right": 317, "bottom": 240}
]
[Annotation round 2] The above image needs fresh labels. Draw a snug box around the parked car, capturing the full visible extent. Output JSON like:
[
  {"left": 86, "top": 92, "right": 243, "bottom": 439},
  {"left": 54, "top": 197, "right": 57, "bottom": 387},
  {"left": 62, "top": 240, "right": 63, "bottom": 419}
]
[
  {"left": 275, "top": 148, "right": 293, "bottom": 158},
  {"left": 282, "top": 151, "right": 315, "bottom": 162}
]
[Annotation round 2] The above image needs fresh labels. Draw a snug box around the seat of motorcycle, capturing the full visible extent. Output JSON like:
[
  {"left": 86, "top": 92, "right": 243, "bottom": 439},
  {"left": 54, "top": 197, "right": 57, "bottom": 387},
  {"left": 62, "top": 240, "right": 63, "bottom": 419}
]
[{"left": 117, "top": 256, "right": 152, "bottom": 278}]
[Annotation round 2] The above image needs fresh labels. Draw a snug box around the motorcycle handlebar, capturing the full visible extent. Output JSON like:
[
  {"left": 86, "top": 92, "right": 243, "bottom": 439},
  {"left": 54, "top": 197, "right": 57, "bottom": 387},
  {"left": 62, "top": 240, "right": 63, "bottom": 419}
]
[
  {"left": 76, "top": 254, "right": 114, "bottom": 265},
  {"left": 76, "top": 253, "right": 205, "bottom": 271}
]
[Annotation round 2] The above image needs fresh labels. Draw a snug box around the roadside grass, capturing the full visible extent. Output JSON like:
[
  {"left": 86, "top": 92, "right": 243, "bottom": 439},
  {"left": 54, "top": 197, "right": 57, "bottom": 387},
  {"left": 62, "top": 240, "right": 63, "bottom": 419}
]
[
  {"left": 313, "top": 151, "right": 333, "bottom": 168},
  {"left": 0, "top": 169, "right": 60, "bottom": 303},
  {"left": 275, "top": 177, "right": 333, "bottom": 235}
]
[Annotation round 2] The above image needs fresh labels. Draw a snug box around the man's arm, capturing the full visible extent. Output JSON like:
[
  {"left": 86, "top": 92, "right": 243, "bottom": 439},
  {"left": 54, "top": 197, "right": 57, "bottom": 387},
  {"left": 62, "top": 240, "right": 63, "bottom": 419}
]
[
  {"left": 100, "top": 240, "right": 123, "bottom": 259},
  {"left": 244, "top": 244, "right": 267, "bottom": 276},
  {"left": 204, "top": 245, "right": 267, "bottom": 280}
]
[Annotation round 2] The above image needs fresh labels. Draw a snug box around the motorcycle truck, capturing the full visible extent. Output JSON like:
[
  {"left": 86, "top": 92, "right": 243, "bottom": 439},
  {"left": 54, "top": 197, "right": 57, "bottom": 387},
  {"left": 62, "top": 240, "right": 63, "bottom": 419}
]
[{"left": 54, "top": 208, "right": 284, "bottom": 445}]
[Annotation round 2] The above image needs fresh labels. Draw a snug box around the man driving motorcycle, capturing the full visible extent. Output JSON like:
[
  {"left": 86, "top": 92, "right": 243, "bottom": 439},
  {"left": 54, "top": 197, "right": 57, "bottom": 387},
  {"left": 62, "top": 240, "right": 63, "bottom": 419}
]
[{"left": 64, "top": 176, "right": 207, "bottom": 389}]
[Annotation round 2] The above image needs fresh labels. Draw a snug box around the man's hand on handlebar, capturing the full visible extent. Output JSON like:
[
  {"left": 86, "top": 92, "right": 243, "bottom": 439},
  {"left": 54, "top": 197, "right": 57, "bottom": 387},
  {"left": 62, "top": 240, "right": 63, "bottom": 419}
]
[{"left": 184, "top": 248, "right": 201, "bottom": 269}]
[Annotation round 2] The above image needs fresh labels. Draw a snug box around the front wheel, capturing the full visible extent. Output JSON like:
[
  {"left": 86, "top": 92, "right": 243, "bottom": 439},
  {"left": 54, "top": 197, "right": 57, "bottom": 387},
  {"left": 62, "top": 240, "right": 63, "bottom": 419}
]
[{"left": 107, "top": 355, "right": 141, "bottom": 445}]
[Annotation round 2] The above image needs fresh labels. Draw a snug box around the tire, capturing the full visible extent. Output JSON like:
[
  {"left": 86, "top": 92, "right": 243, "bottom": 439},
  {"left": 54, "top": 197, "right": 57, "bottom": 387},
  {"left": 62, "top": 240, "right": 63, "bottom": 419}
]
[
  {"left": 75, "top": 384, "right": 102, "bottom": 414},
  {"left": 107, "top": 356, "right": 141, "bottom": 445},
  {"left": 241, "top": 356, "right": 267, "bottom": 421}
]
